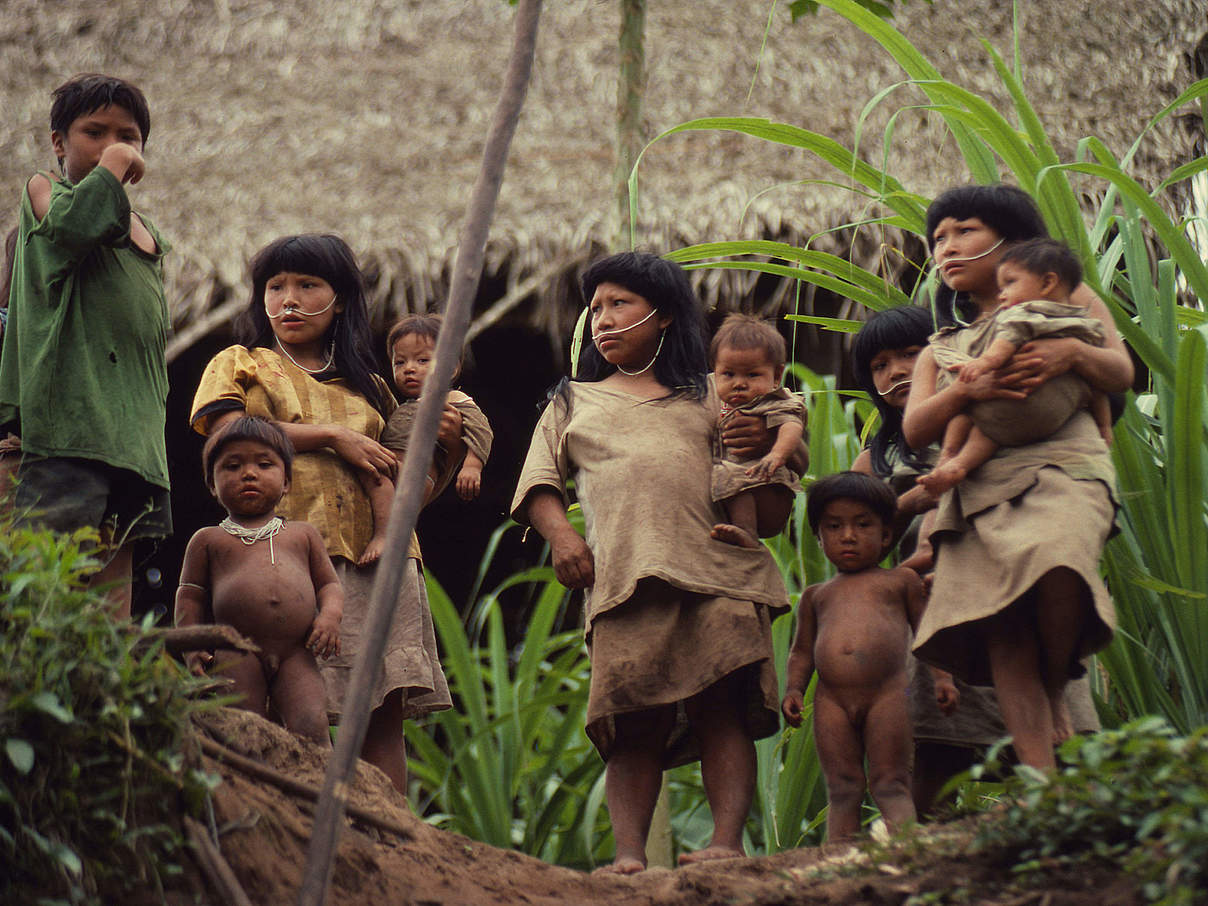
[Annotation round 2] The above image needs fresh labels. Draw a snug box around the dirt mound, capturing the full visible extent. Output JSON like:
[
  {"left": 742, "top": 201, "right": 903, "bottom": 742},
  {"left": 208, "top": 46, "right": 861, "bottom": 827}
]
[{"left": 189, "top": 708, "right": 1140, "bottom": 905}]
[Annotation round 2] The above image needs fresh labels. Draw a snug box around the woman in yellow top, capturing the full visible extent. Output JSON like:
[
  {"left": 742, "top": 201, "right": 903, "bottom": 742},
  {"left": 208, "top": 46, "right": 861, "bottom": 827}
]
[{"left": 190, "top": 234, "right": 452, "bottom": 796}]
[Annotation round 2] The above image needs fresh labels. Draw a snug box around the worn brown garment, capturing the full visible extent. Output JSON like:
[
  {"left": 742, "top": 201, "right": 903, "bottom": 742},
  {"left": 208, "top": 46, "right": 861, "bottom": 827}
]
[
  {"left": 321, "top": 558, "right": 451, "bottom": 720},
  {"left": 883, "top": 443, "right": 1099, "bottom": 742},
  {"left": 913, "top": 410, "right": 1117, "bottom": 685},
  {"left": 931, "top": 300, "right": 1104, "bottom": 447},
  {"left": 711, "top": 387, "right": 805, "bottom": 502},
  {"left": 511, "top": 382, "right": 790, "bottom": 631},
  {"left": 380, "top": 390, "right": 493, "bottom": 499},
  {"left": 585, "top": 579, "right": 780, "bottom": 766}
]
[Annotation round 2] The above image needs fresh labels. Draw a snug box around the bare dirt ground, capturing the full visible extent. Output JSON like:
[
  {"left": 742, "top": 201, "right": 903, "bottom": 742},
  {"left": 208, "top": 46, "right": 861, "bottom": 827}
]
[{"left": 184, "top": 709, "right": 1140, "bottom": 906}]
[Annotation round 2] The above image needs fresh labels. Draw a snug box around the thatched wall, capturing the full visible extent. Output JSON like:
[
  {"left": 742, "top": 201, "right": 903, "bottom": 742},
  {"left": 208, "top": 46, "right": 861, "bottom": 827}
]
[{"left": 1, "top": 0, "right": 1203, "bottom": 348}]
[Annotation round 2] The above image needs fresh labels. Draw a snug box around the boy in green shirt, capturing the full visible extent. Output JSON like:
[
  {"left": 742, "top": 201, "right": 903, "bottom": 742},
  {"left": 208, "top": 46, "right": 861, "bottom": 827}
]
[{"left": 0, "top": 74, "right": 172, "bottom": 617}]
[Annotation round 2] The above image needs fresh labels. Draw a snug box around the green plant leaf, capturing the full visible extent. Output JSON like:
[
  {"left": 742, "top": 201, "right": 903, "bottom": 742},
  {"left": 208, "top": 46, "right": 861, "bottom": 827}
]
[{"left": 5, "top": 738, "right": 35, "bottom": 774}]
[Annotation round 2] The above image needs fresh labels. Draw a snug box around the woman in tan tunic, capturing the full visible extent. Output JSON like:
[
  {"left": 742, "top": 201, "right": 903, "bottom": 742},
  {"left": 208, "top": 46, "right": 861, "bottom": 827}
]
[
  {"left": 903, "top": 186, "right": 1133, "bottom": 771},
  {"left": 512, "top": 252, "right": 797, "bottom": 873},
  {"left": 190, "top": 234, "right": 451, "bottom": 796}
]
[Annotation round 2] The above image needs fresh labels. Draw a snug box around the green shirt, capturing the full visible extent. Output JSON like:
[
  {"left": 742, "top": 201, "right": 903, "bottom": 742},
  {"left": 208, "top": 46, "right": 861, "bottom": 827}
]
[{"left": 0, "top": 166, "right": 171, "bottom": 488}]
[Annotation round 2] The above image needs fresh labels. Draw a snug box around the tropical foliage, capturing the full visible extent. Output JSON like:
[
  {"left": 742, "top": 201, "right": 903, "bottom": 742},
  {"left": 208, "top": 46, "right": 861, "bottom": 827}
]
[
  {"left": 0, "top": 522, "right": 216, "bottom": 905},
  {"left": 407, "top": 0, "right": 1208, "bottom": 870}
]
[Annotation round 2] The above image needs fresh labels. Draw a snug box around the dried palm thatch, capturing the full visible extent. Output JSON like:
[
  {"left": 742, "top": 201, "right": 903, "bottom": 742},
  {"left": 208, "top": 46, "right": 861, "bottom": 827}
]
[{"left": 0, "top": 0, "right": 1202, "bottom": 358}]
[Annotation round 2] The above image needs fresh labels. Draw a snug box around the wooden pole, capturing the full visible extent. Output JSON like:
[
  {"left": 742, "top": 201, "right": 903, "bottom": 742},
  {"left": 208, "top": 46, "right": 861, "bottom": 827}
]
[{"left": 296, "top": 3, "right": 543, "bottom": 904}]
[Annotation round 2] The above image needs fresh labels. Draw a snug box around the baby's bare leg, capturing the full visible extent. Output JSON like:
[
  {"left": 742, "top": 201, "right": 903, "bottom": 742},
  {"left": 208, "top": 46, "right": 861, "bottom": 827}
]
[
  {"left": 919, "top": 421, "right": 998, "bottom": 496},
  {"left": 813, "top": 686, "right": 866, "bottom": 842},
  {"left": 270, "top": 647, "right": 331, "bottom": 746},
  {"left": 863, "top": 678, "right": 916, "bottom": 834},
  {"left": 679, "top": 671, "right": 756, "bottom": 864},
  {"left": 751, "top": 484, "right": 794, "bottom": 538},
  {"left": 214, "top": 651, "right": 270, "bottom": 718},
  {"left": 712, "top": 491, "right": 760, "bottom": 549}
]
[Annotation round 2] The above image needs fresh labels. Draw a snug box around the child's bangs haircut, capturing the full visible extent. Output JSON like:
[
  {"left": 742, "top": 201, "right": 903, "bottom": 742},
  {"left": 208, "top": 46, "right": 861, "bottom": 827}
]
[
  {"left": 235, "top": 234, "right": 393, "bottom": 419},
  {"left": 851, "top": 306, "right": 934, "bottom": 476},
  {"left": 51, "top": 74, "right": 150, "bottom": 144},
  {"left": 924, "top": 184, "right": 1048, "bottom": 252},
  {"left": 806, "top": 471, "right": 897, "bottom": 533},
  {"left": 999, "top": 238, "right": 1082, "bottom": 291},
  {"left": 202, "top": 416, "right": 294, "bottom": 490},
  {"left": 387, "top": 313, "right": 443, "bottom": 355},
  {"left": 575, "top": 251, "right": 708, "bottom": 398},
  {"left": 710, "top": 313, "right": 786, "bottom": 369}
]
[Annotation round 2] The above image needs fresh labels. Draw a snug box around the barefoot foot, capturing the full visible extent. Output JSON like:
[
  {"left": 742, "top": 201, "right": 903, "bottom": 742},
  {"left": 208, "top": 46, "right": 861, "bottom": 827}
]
[
  {"left": 917, "top": 463, "right": 966, "bottom": 497},
  {"left": 677, "top": 845, "right": 743, "bottom": 866},
  {"left": 594, "top": 856, "right": 646, "bottom": 875},
  {"left": 710, "top": 523, "right": 760, "bottom": 549}
]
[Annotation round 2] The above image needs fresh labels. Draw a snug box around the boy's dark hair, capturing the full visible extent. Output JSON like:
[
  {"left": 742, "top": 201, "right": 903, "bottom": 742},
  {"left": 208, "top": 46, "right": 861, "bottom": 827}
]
[
  {"left": 202, "top": 416, "right": 294, "bottom": 490},
  {"left": 806, "top": 471, "right": 897, "bottom": 534},
  {"left": 236, "top": 234, "right": 394, "bottom": 420},
  {"left": 571, "top": 251, "right": 708, "bottom": 400},
  {"left": 999, "top": 238, "right": 1082, "bottom": 293},
  {"left": 851, "top": 306, "right": 935, "bottom": 477},
  {"left": 51, "top": 74, "right": 151, "bottom": 146},
  {"left": 710, "top": 313, "right": 786, "bottom": 370}
]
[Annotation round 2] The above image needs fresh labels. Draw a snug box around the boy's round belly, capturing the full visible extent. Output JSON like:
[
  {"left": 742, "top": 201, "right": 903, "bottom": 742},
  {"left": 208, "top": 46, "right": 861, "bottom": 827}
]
[
  {"left": 211, "top": 569, "right": 318, "bottom": 648},
  {"left": 814, "top": 625, "right": 910, "bottom": 689}
]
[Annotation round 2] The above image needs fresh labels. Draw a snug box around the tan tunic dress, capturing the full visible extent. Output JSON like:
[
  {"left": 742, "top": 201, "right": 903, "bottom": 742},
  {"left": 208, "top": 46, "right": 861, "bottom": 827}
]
[
  {"left": 912, "top": 324, "right": 1118, "bottom": 686},
  {"left": 711, "top": 387, "right": 805, "bottom": 502},
  {"left": 930, "top": 300, "right": 1104, "bottom": 447},
  {"left": 191, "top": 345, "right": 450, "bottom": 718},
  {"left": 511, "top": 382, "right": 789, "bottom": 765}
]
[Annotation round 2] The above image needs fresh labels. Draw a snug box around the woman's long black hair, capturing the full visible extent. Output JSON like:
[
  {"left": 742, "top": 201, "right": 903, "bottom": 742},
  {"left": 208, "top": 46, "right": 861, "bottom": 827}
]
[
  {"left": 551, "top": 251, "right": 708, "bottom": 406},
  {"left": 235, "top": 234, "right": 394, "bottom": 419},
  {"left": 925, "top": 184, "right": 1049, "bottom": 328},
  {"left": 851, "top": 306, "right": 935, "bottom": 476}
]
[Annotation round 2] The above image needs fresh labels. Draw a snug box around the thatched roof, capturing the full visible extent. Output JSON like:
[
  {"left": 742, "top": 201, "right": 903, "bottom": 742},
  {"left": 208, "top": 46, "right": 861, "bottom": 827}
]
[{"left": 1, "top": 0, "right": 1204, "bottom": 350}]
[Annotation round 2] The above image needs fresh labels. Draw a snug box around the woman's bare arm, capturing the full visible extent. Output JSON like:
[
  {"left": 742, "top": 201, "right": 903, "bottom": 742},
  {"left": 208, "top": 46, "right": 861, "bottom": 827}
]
[{"left": 521, "top": 488, "right": 595, "bottom": 589}]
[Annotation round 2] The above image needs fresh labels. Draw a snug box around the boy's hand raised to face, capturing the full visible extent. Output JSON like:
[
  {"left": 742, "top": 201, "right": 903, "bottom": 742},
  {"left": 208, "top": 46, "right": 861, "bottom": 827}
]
[{"left": 99, "top": 143, "right": 145, "bottom": 185}]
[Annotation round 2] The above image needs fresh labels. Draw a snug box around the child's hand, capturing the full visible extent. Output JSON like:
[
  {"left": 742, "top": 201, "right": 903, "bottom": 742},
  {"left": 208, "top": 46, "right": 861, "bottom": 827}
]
[
  {"left": 99, "top": 143, "right": 146, "bottom": 185},
  {"left": 550, "top": 527, "right": 594, "bottom": 589},
  {"left": 781, "top": 690, "right": 805, "bottom": 727},
  {"left": 307, "top": 612, "right": 341, "bottom": 659},
  {"left": 357, "top": 535, "right": 385, "bottom": 566},
  {"left": 183, "top": 650, "right": 213, "bottom": 677},
  {"left": 455, "top": 464, "right": 482, "bottom": 500},
  {"left": 745, "top": 452, "right": 786, "bottom": 482},
  {"left": 956, "top": 357, "right": 993, "bottom": 384},
  {"left": 933, "top": 673, "right": 960, "bottom": 716}
]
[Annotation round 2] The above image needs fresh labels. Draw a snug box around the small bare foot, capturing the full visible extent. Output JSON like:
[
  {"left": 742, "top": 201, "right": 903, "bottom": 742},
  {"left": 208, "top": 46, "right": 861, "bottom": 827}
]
[
  {"left": 917, "top": 463, "right": 966, "bottom": 497},
  {"left": 710, "top": 523, "right": 760, "bottom": 549},
  {"left": 677, "top": 845, "right": 743, "bottom": 866},
  {"left": 594, "top": 856, "right": 645, "bottom": 875}
]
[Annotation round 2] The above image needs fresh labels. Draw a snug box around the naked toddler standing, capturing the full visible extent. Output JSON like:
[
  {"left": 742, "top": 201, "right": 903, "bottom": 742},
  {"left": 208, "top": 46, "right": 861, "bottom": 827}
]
[
  {"left": 175, "top": 416, "right": 343, "bottom": 745},
  {"left": 782, "top": 471, "right": 950, "bottom": 841}
]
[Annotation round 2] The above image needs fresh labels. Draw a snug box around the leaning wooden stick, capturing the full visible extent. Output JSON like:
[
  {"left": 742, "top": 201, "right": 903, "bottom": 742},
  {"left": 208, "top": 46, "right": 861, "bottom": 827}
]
[{"left": 296, "top": 3, "right": 543, "bottom": 904}]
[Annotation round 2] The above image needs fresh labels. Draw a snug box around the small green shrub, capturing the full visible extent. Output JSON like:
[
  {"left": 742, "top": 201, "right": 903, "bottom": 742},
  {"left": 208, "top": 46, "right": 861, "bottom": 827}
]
[
  {"left": 971, "top": 718, "right": 1208, "bottom": 905},
  {"left": 0, "top": 520, "right": 216, "bottom": 905}
]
